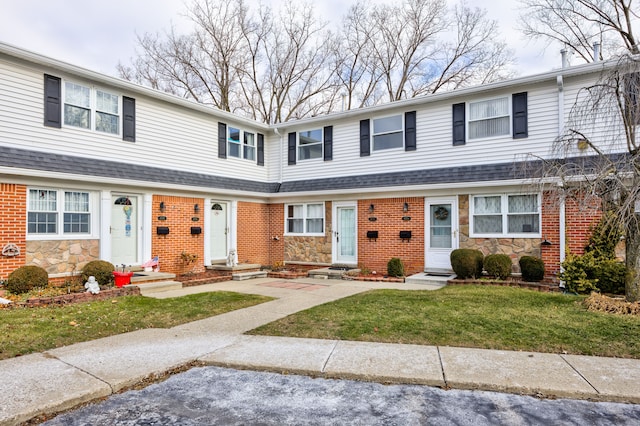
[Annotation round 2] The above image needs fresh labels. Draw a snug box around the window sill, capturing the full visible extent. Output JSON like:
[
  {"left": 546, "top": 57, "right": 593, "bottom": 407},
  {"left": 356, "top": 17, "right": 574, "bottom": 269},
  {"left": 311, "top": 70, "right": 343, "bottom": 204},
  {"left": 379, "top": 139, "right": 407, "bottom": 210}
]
[{"left": 26, "top": 234, "right": 98, "bottom": 241}]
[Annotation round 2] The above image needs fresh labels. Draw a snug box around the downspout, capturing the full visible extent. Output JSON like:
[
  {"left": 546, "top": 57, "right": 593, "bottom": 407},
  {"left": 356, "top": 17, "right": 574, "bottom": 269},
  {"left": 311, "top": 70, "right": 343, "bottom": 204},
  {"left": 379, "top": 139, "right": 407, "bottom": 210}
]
[{"left": 557, "top": 73, "right": 567, "bottom": 272}]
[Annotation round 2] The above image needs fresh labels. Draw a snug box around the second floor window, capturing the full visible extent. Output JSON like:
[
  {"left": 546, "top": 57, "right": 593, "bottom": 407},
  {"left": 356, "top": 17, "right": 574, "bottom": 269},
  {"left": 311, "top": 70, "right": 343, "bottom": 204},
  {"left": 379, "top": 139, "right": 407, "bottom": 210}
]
[
  {"left": 298, "top": 129, "right": 323, "bottom": 160},
  {"left": 468, "top": 97, "right": 510, "bottom": 140},
  {"left": 64, "top": 82, "right": 120, "bottom": 135},
  {"left": 228, "top": 127, "right": 256, "bottom": 161},
  {"left": 372, "top": 115, "right": 403, "bottom": 151}
]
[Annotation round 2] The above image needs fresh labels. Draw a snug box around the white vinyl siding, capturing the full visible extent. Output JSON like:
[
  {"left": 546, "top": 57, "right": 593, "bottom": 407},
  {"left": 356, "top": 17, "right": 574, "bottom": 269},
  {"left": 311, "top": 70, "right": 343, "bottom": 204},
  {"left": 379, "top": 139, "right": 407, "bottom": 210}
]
[
  {"left": 471, "top": 194, "right": 540, "bottom": 237},
  {"left": 285, "top": 203, "right": 325, "bottom": 235}
]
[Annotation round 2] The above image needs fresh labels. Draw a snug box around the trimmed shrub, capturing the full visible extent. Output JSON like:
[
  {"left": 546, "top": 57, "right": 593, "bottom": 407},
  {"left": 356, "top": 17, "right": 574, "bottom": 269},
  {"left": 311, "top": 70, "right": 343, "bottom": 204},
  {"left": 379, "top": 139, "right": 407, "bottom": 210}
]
[
  {"left": 483, "top": 254, "right": 512, "bottom": 280},
  {"left": 387, "top": 258, "right": 405, "bottom": 277},
  {"left": 6, "top": 265, "right": 49, "bottom": 294},
  {"left": 450, "top": 249, "right": 484, "bottom": 279},
  {"left": 560, "top": 251, "right": 626, "bottom": 295},
  {"left": 519, "top": 256, "right": 545, "bottom": 282},
  {"left": 81, "top": 260, "right": 115, "bottom": 287}
]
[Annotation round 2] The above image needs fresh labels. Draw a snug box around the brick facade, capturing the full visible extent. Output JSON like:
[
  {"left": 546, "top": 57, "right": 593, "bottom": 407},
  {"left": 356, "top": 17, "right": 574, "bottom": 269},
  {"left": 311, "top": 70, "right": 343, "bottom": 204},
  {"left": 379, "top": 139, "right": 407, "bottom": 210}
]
[
  {"left": 237, "top": 201, "right": 272, "bottom": 266},
  {"left": 357, "top": 197, "right": 425, "bottom": 276},
  {"left": 151, "top": 195, "right": 205, "bottom": 275},
  {"left": 0, "top": 183, "right": 26, "bottom": 280}
]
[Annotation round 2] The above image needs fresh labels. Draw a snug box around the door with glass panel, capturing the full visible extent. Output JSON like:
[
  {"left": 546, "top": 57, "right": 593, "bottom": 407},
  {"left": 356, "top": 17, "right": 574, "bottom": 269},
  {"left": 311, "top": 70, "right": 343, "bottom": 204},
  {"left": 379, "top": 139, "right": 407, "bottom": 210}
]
[
  {"left": 425, "top": 197, "right": 458, "bottom": 271},
  {"left": 210, "top": 201, "right": 229, "bottom": 262},
  {"left": 111, "top": 195, "right": 139, "bottom": 266},
  {"left": 333, "top": 203, "right": 357, "bottom": 264}
]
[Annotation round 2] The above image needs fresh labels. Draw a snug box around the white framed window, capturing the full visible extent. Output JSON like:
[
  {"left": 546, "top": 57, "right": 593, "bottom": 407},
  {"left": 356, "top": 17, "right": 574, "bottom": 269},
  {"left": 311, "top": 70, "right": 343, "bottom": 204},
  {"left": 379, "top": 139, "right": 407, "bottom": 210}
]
[
  {"left": 28, "top": 188, "right": 95, "bottom": 238},
  {"left": 285, "top": 203, "right": 325, "bottom": 235},
  {"left": 372, "top": 114, "right": 403, "bottom": 151},
  {"left": 298, "top": 129, "right": 323, "bottom": 160},
  {"left": 471, "top": 194, "right": 540, "bottom": 237},
  {"left": 63, "top": 82, "right": 120, "bottom": 135},
  {"left": 468, "top": 97, "right": 510, "bottom": 140},
  {"left": 228, "top": 127, "right": 256, "bottom": 161}
]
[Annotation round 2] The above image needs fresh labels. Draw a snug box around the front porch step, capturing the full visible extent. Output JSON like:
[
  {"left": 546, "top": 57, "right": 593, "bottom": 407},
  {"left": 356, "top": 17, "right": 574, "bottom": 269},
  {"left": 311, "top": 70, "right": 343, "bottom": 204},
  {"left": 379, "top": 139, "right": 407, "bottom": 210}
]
[
  {"left": 405, "top": 272, "right": 453, "bottom": 287},
  {"left": 232, "top": 271, "right": 268, "bottom": 281},
  {"left": 208, "top": 263, "right": 261, "bottom": 272},
  {"left": 308, "top": 267, "right": 359, "bottom": 280},
  {"left": 132, "top": 280, "right": 183, "bottom": 294},
  {"left": 130, "top": 271, "right": 176, "bottom": 284}
]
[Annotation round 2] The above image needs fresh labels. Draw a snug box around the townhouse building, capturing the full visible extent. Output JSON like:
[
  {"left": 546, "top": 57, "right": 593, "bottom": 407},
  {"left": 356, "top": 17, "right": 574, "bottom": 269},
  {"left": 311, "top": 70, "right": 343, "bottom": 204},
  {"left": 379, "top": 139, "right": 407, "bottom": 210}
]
[{"left": 0, "top": 42, "right": 610, "bottom": 281}]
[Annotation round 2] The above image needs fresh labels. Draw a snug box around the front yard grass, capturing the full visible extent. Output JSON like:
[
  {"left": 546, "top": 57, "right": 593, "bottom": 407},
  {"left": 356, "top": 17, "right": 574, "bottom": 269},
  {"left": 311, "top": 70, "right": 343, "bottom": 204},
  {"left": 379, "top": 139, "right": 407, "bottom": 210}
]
[
  {"left": 0, "top": 291, "right": 272, "bottom": 360},
  {"left": 249, "top": 286, "right": 640, "bottom": 359}
]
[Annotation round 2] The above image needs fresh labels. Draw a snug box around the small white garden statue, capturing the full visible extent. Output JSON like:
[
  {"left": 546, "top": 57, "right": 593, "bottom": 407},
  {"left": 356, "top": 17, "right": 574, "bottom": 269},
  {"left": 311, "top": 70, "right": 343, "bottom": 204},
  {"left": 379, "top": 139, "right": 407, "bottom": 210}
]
[
  {"left": 226, "top": 249, "right": 237, "bottom": 267},
  {"left": 84, "top": 276, "right": 100, "bottom": 294}
]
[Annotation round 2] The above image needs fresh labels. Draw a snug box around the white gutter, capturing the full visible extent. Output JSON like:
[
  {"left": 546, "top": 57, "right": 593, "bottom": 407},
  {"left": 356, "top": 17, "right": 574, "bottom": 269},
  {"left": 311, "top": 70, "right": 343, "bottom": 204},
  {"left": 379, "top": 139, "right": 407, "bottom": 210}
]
[{"left": 557, "top": 72, "right": 566, "bottom": 269}]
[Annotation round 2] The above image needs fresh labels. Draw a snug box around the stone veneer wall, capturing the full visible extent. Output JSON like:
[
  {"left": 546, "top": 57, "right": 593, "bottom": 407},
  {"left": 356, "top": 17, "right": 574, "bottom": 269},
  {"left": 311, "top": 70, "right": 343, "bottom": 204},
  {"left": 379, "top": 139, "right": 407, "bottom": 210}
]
[
  {"left": 26, "top": 239, "right": 100, "bottom": 275},
  {"left": 284, "top": 202, "right": 332, "bottom": 264},
  {"left": 458, "top": 195, "right": 541, "bottom": 274}
]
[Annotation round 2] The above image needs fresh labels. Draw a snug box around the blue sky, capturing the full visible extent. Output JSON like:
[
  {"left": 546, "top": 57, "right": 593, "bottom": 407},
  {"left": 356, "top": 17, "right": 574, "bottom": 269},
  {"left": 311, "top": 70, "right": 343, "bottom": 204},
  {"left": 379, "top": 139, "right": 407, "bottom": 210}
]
[{"left": 0, "top": 0, "right": 560, "bottom": 77}]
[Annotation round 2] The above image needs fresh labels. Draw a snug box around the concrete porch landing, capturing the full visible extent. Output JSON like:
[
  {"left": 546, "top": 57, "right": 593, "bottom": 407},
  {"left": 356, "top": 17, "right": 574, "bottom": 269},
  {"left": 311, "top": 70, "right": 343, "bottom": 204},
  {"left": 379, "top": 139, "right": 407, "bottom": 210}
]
[{"left": 404, "top": 272, "right": 454, "bottom": 287}]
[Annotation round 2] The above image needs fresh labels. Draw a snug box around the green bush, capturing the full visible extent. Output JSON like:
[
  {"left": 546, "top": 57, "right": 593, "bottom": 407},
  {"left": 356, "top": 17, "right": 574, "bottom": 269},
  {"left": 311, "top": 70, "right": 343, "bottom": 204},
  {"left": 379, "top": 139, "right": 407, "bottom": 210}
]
[
  {"left": 519, "top": 256, "right": 545, "bottom": 282},
  {"left": 387, "top": 258, "right": 405, "bottom": 277},
  {"left": 81, "top": 260, "right": 115, "bottom": 287},
  {"left": 6, "top": 265, "right": 49, "bottom": 294},
  {"left": 594, "top": 259, "right": 626, "bottom": 295},
  {"left": 483, "top": 254, "right": 512, "bottom": 280},
  {"left": 450, "top": 249, "right": 484, "bottom": 279},
  {"left": 560, "top": 252, "right": 626, "bottom": 295}
]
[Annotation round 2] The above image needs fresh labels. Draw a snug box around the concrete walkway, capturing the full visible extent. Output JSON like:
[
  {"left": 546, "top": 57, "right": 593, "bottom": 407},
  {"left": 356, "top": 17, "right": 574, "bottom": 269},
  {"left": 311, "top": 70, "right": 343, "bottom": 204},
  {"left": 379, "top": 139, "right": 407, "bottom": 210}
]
[{"left": 1, "top": 277, "right": 640, "bottom": 425}]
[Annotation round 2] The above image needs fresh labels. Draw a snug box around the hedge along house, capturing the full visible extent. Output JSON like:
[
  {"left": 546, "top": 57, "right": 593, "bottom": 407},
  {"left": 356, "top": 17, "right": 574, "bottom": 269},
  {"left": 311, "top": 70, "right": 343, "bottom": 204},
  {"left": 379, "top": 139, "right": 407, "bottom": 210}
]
[{"left": 0, "top": 41, "right": 615, "bottom": 282}]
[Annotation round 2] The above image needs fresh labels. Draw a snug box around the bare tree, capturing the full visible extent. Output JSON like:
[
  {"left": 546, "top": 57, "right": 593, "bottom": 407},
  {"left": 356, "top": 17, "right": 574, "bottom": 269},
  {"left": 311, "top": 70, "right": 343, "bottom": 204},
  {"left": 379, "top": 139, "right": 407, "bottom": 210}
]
[
  {"left": 119, "top": 0, "right": 514, "bottom": 121},
  {"left": 335, "top": 0, "right": 514, "bottom": 107},
  {"left": 518, "top": 0, "right": 640, "bottom": 63},
  {"left": 537, "top": 56, "right": 640, "bottom": 301}
]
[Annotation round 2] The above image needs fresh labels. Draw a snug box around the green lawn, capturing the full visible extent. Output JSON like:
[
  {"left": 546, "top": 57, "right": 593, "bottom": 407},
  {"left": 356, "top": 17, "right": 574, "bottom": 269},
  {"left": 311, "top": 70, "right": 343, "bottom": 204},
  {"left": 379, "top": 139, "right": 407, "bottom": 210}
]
[
  {"left": 0, "top": 291, "right": 272, "bottom": 360},
  {"left": 249, "top": 286, "right": 640, "bottom": 359}
]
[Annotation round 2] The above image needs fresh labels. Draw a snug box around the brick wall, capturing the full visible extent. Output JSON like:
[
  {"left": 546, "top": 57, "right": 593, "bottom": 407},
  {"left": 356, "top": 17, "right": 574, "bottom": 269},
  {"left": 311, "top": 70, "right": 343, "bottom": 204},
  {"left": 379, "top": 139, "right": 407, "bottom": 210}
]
[
  {"left": 0, "top": 184, "right": 26, "bottom": 279},
  {"left": 151, "top": 195, "right": 205, "bottom": 275},
  {"left": 358, "top": 197, "right": 424, "bottom": 275},
  {"left": 237, "top": 201, "right": 272, "bottom": 266},
  {"left": 565, "top": 194, "right": 602, "bottom": 256},
  {"left": 269, "top": 203, "right": 285, "bottom": 266},
  {"left": 540, "top": 191, "right": 562, "bottom": 279}
]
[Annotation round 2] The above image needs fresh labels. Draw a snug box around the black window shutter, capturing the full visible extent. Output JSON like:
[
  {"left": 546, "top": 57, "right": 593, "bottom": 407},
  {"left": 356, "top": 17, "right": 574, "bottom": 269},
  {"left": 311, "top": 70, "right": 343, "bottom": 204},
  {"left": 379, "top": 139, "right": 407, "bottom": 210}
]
[
  {"left": 405, "top": 111, "right": 416, "bottom": 151},
  {"left": 452, "top": 103, "right": 465, "bottom": 146},
  {"left": 44, "top": 74, "right": 61, "bottom": 128},
  {"left": 512, "top": 92, "right": 528, "bottom": 139},
  {"left": 288, "top": 132, "right": 296, "bottom": 165},
  {"left": 257, "top": 133, "right": 264, "bottom": 166},
  {"left": 218, "top": 122, "right": 227, "bottom": 159},
  {"left": 360, "top": 119, "right": 370, "bottom": 157},
  {"left": 323, "top": 125, "right": 333, "bottom": 161},
  {"left": 122, "top": 96, "right": 136, "bottom": 142}
]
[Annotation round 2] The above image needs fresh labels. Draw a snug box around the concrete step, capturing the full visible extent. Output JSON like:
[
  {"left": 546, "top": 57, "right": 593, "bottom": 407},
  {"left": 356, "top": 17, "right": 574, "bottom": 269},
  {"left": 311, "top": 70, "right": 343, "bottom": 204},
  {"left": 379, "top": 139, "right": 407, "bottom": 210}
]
[
  {"left": 133, "top": 280, "right": 183, "bottom": 294},
  {"left": 232, "top": 271, "right": 268, "bottom": 281},
  {"left": 130, "top": 271, "right": 176, "bottom": 284},
  {"left": 308, "top": 267, "right": 359, "bottom": 280},
  {"left": 404, "top": 272, "right": 453, "bottom": 288}
]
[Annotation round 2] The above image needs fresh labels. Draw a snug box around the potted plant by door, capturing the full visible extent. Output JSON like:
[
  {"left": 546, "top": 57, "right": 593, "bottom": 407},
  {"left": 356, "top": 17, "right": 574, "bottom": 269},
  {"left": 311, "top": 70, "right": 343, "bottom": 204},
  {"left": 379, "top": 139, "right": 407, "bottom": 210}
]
[{"left": 113, "top": 265, "right": 134, "bottom": 287}]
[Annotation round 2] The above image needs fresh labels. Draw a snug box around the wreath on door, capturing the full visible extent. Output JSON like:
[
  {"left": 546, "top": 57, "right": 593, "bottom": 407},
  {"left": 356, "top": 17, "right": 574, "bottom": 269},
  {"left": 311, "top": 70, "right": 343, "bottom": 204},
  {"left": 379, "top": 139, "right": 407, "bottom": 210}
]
[{"left": 434, "top": 206, "right": 449, "bottom": 220}]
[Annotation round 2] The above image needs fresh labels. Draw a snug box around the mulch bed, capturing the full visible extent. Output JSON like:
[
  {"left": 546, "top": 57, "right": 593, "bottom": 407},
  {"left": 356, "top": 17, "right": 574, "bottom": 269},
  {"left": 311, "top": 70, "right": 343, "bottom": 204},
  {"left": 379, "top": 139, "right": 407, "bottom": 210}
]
[
  {"left": 6, "top": 286, "right": 141, "bottom": 308},
  {"left": 583, "top": 292, "right": 640, "bottom": 315}
]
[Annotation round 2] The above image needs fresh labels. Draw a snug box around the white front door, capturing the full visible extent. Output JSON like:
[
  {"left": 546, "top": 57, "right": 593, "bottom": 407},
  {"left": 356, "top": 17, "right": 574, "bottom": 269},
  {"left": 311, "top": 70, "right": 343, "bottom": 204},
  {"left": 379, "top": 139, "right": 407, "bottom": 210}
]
[
  {"left": 333, "top": 202, "right": 357, "bottom": 264},
  {"left": 425, "top": 197, "right": 458, "bottom": 271},
  {"left": 111, "top": 195, "right": 140, "bottom": 266},
  {"left": 210, "top": 201, "right": 229, "bottom": 262}
]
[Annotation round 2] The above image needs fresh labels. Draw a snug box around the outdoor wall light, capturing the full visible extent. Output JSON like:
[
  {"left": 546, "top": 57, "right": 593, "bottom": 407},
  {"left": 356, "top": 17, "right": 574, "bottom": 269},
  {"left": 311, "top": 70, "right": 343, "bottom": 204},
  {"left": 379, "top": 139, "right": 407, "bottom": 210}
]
[
  {"left": 369, "top": 204, "right": 375, "bottom": 213},
  {"left": 159, "top": 201, "right": 166, "bottom": 212},
  {"left": 541, "top": 237, "right": 553, "bottom": 246},
  {"left": 194, "top": 204, "right": 200, "bottom": 213},
  {"left": 403, "top": 202, "right": 409, "bottom": 213}
]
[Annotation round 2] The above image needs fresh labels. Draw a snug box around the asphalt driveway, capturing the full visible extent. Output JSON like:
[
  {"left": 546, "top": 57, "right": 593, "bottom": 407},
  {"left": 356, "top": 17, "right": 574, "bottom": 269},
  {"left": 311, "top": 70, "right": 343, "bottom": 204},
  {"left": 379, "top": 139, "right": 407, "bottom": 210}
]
[{"left": 43, "top": 366, "right": 640, "bottom": 425}]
